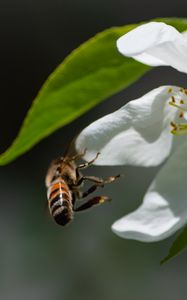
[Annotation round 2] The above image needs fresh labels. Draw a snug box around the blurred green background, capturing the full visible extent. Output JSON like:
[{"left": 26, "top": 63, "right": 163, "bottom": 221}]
[{"left": 1, "top": 1, "right": 187, "bottom": 299}]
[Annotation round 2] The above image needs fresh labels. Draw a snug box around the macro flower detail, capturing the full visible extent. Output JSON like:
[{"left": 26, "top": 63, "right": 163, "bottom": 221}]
[{"left": 75, "top": 21, "right": 187, "bottom": 242}]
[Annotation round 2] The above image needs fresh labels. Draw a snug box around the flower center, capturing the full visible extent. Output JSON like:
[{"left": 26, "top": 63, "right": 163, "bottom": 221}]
[{"left": 168, "top": 87, "right": 187, "bottom": 135}]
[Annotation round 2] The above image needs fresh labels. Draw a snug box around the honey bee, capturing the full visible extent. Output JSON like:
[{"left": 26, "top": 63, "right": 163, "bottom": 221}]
[{"left": 45, "top": 150, "right": 119, "bottom": 226}]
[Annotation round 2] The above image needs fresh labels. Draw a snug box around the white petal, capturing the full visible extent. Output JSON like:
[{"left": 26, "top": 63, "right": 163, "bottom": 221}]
[
  {"left": 117, "top": 22, "right": 187, "bottom": 73},
  {"left": 112, "top": 141, "right": 187, "bottom": 242},
  {"left": 76, "top": 86, "right": 186, "bottom": 166}
]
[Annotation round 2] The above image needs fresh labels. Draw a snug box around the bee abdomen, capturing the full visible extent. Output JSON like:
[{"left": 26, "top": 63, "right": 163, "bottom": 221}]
[{"left": 47, "top": 179, "right": 73, "bottom": 226}]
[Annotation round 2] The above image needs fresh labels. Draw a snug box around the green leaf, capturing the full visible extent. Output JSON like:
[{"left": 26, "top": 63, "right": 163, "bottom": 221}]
[
  {"left": 1, "top": 18, "right": 187, "bottom": 165},
  {"left": 161, "top": 226, "right": 187, "bottom": 264}
]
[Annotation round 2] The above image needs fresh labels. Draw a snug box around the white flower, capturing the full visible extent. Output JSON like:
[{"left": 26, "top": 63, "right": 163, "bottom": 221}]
[{"left": 75, "top": 22, "right": 187, "bottom": 242}]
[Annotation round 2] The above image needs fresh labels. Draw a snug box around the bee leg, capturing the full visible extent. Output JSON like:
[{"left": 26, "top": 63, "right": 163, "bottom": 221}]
[
  {"left": 76, "top": 174, "right": 120, "bottom": 187},
  {"left": 75, "top": 153, "right": 101, "bottom": 180},
  {"left": 73, "top": 189, "right": 82, "bottom": 200},
  {"left": 71, "top": 182, "right": 100, "bottom": 201},
  {"left": 74, "top": 196, "right": 111, "bottom": 212},
  {"left": 74, "top": 175, "right": 102, "bottom": 187},
  {"left": 69, "top": 148, "right": 87, "bottom": 161},
  {"left": 76, "top": 152, "right": 100, "bottom": 170},
  {"left": 74, "top": 174, "right": 120, "bottom": 199},
  {"left": 82, "top": 175, "right": 120, "bottom": 197},
  {"left": 81, "top": 184, "right": 100, "bottom": 198}
]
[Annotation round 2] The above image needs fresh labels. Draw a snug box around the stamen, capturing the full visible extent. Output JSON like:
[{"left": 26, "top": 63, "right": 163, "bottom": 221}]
[
  {"left": 180, "top": 100, "right": 185, "bottom": 104},
  {"left": 169, "top": 101, "right": 187, "bottom": 112},
  {"left": 168, "top": 88, "right": 173, "bottom": 93},
  {"left": 178, "top": 123, "right": 187, "bottom": 129},
  {"left": 179, "top": 112, "right": 184, "bottom": 118},
  {"left": 170, "top": 123, "right": 178, "bottom": 134},
  {"left": 172, "top": 123, "right": 187, "bottom": 135},
  {"left": 170, "top": 121, "right": 176, "bottom": 128},
  {"left": 170, "top": 122, "right": 187, "bottom": 135},
  {"left": 169, "top": 91, "right": 187, "bottom": 135}
]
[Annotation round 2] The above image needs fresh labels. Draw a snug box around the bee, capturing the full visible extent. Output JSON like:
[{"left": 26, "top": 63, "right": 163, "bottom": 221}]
[{"left": 45, "top": 150, "right": 120, "bottom": 226}]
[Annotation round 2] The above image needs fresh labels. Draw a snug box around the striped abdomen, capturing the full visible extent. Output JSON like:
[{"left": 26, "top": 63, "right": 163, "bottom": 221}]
[{"left": 47, "top": 177, "right": 73, "bottom": 226}]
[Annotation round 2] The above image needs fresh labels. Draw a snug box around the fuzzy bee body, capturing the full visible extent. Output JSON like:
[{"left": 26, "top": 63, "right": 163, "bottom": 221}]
[
  {"left": 46, "top": 157, "right": 77, "bottom": 226},
  {"left": 47, "top": 177, "right": 73, "bottom": 225},
  {"left": 46, "top": 151, "right": 119, "bottom": 226}
]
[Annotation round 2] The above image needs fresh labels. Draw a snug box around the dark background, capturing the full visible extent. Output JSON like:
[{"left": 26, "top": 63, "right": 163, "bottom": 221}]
[{"left": 0, "top": 1, "right": 187, "bottom": 299}]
